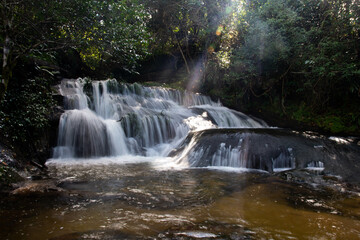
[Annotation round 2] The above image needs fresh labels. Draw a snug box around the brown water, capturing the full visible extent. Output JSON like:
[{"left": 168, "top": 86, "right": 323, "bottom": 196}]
[{"left": 1, "top": 162, "right": 360, "bottom": 240}]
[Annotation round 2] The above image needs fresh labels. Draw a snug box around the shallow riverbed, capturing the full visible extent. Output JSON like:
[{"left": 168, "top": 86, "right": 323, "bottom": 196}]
[{"left": 1, "top": 160, "right": 360, "bottom": 240}]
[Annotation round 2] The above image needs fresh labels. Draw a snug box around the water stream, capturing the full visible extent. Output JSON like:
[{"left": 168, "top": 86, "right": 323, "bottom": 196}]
[
  {"left": 52, "top": 79, "right": 265, "bottom": 160},
  {"left": 1, "top": 163, "right": 360, "bottom": 239},
  {"left": 1, "top": 79, "right": 359, "bottom": 239}
]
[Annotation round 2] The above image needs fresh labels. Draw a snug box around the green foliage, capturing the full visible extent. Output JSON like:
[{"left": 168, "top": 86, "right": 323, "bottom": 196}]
[
  {"left": 0, "top": 77, "right": 55, "bottom": 144},
  {"left": 289, "top": 102, "right": 360, "bottom": 134},
  {"left": 317, "top": 111, "right": 360, "bottom": 134},
  {"left": 1, "top": 0, "right": 359, "bottom": 136},
  {"left": 229, "top": 0, "right": 302, "bottom": 89},
  {"left": 166, "top": 80, "right": 187, "bottom": 91},
  {"left": 290, "top": 103, "right": 312, "bottom": 123},
  {"left": 142, "top": 81, "right": 186, "bottom": 91},
  {"left": 290, "top": 0, "right": 360, "bottom": 108},
  {"left": 1, "top": 0, "right": 153, "bottom": 100},
  {"left": 196, "top": 0, "right": 360, "bottom": 134},
  {"left": 143, "top": 0, "right": 235, "bottom": 72},
  {"left": 315, "top": 116, "right": 346, "bottom": 134},
  {"left": 75, "top": 0, "right": 152, "bottom": 72}
]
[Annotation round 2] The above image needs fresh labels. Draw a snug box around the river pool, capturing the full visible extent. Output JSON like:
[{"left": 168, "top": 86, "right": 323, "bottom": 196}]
[{"left": 1, "top": 160, "right": 360, "bottom": 239}]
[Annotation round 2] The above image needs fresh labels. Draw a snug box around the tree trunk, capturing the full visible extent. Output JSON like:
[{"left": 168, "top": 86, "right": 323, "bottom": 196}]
[
  {"left": 176, "top": 38, "right": 190, "bottom": 75},
  {"left": 1, "top": 21, "right": 12, "bottom": 102},
  {"left": 1, "top": 2, "right": 13, "bottom": 103},
  {"left": 179, "top": 45, "right": 190, "bottom": 74}
]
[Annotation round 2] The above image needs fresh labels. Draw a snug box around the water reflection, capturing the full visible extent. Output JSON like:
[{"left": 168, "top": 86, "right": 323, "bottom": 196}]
[{"left": 0, "top": 162, "right": 360, "bottom": 239}]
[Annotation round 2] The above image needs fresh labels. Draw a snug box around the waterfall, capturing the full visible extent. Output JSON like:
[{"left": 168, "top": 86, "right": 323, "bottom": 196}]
[
  {"left": 172, "top": 130, "right": 296, "bottom": 172},
  {"left": 53, "top": 78, "right": 267, "bottom": 159}
]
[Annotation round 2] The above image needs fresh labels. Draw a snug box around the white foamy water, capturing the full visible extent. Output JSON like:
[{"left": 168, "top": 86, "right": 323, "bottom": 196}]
[{"left": 51, "top": 78, "right": 267, "bottom": 167}]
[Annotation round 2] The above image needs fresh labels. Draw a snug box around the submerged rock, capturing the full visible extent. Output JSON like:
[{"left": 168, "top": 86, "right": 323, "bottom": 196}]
[
  {"left": 273, "top": 174, "right": 360, "bottom": 220},
  {"left": 158, "top": 220, "right": 255, "bottom": 240},
  {"left": 11, "top": 180, "right": 65, "bottom": 195},
  {"left": 50, "top": 230, "right": 135, "bottom": 240},
  {"left": 55, "top": 167, "right": 263, "bottom": 210}
]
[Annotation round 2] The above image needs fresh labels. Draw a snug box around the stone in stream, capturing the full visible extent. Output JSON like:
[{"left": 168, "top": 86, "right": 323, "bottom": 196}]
[{"left": 171, "top": 128, "right": 360, "bottom": 186}]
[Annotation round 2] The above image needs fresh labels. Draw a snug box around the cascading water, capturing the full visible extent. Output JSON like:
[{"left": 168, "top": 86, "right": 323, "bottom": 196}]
[
  {"left": 51, "top": 78, "right": 299, "bottom": 172},
  {"left": 53, "top": 79, "right": 265, "bottom": 156},
  {"left": 11, "top": 82, "right": 359, "bottom": 240}
]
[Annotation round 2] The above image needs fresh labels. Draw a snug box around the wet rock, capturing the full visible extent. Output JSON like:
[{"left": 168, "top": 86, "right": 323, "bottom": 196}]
[
  {"left": 171, "top": 128, "right": 360, "bottom": 185},
  {"left": 0, "top": 143, "right": 25, "bottom": 190},
  {"left": 276, "top": 168, "right": 359, "bottom": 194},
  {"left": 158, "top": 221, "right": 255, "bottom": 240},
  {"left": 30, "top": 174, "right": 47, "bottom": 180},
  {"left": 11, "top": 180, "right": 65, "bottom": 195},
  {"left": 0, "top": 142, "right": 23, "bottom": 169},
  {"left": 275, "top": 173, "right": 360, "bottom": 220},
  {"left": 50, "top": 230, "right": 138, "bottom": 240},
  {"left": 277, "top": 168, "right": 360, "bottom": 217},
  {"left": 0, "top": 165, "right": 24, "bottom": 190},
  {"left": 277, "top": 169, "right": 325, "bottom": 184}
]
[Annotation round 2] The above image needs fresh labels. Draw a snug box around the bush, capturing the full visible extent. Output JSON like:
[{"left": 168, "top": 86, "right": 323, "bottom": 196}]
[{"left": 0, "top": 77, "right": 55, "bottom": 147}]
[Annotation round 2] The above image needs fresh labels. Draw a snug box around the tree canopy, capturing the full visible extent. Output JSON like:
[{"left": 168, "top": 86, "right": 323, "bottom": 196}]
[
  {"left": 1, "top": 0, "right": 360, "bottom": 137},
  {"left": 0, "top": 0, "right": 151, "bottom": 100}
]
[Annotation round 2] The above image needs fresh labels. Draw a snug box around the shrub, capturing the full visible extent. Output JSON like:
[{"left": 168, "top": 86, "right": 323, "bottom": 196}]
[{"left": 0, "top": 77, "right": 55, "bottom": 148}]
